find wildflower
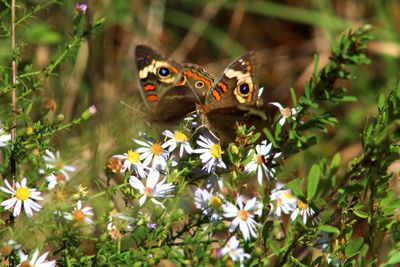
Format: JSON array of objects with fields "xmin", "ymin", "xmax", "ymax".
[
  {"xmin": 106, "ymin": 156, "xmax": 123, "ymax": 173},
  {"xmin": 222, "ymin": 196, "xmax": 260, "ymax": 241},
  {"xmin": 43, "ymin": 150, "xmax": 76, "ymax": 181},
  {"xmin": 114, "ymin": 150, "xmax": 146, "ymax": 178},
  {"xmin": 75, "ymin": 2, "xmax": 88, "ymax": 15},
  {"xmin": 270, "ymin": 102, "xmax": 298, "ymax": 126},
  {"xmin": 194, "ymin": 188, "xmax": 224, "ymax": 220},
  {"xmin": 221, "ymin": 236, "xmax": 250, "ymax": 267},
  {"xmin": 244, "ymin": 140, "xmax": 281, "ymax": 185},
  {"xmin": 290, "ymin": 199, "xmax": 316, "ymax": 224},
  {"xmin": 162, "ymin": 130, "xmax": 193, "ymax": 157},
  {"xmin": 270, "ymin": 188, "xmax": 297, "ymax": 217},
  {"xmin": 45, "ymin": 173, "xmax": 69, "ymax": 190},
  {"xmin": 129, "ymin": 168, "xmax": 175, "ymax": 209},
  {"xmin": 0, "ymin": 240, "xmax": 21, "ymax": 257},
  {"xmin": 107, "ymin": 209, "xmax": 136, "ymax": 240},
  {"xmin": 0, "ymin": 127, "xmax": 11, "ymax": 147},
  {"xmin": 134, "ymin": 139, "xmax": 169, "ymax": 169},
  {"xmin": 0, "ymin": 178, "xmax": 43, "ymax": 217},
  {"xmin": 18, "ymin": 249, "xmax": 56, "ymax": 267},
  {"xmin": 64, "ymin": 200, "xmax": 94, "ymax": 225},
  {"xmin": 193, "ymin": 135, "xmax": 226, "ymax": 173}
]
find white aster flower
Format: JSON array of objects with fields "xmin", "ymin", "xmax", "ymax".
[
  {"xmin": 0, "ymin": 127, "xmax": 11, "ymax": 147},
  {"xmin": 129, "ymin": 168, "xmax": 175, "ymax": 209},
  {"xmin": 0, "ymin": 240, "xmax": 22, "ymax": 257},
  {"xmin": 222, "ymin": 196, "xmax": 260, "ymax": 241},
  {"xmin": 18, "ymin": 249, "xmax": 56, "ymax": 267},
  {"xmin": 290, "ymin": 199, "xmax": 316, "ymax": 224},
  {"xmin": 270, "ymin": 102, "xmax": 298, "ymax": 126},
  {"xmin": 64, "ymin": 200, "xmax": 94, "ymax": 225},
  {"xmin": 0, "ymin": 178, "xmax": 43, "ymax": 217},
  {"xmin": 134, "ymin": 139, "xmax": 169, "ymax": 169},
  {"xmin": 270, "ymin": 188, "xmax": 297, "ymax": 217},
  {"xmin": 114, "ymin": 149, "xmax": 146, "ymax": 178},
  {"xmin": 244, "ymin": 140, "xmax": 281, "ymax": 185},
  {"xmin": 45, "ymin": 173, "xmax": 70, "ymax": 190},
  {"xmin": 43, "ymin": 149, "xmax": 76, "ymax": 180},
  {"xmin": 162, "ymin": 130, "xmax": 193, "ymax": 157},
  {"xmin": 193, "ymin": 135, "xmax": 226, "ymax": 173},
  {"xmin": 221, "ymin": 236, "xmax": 250, "ymax": 267},
  {"xmin": 194, "ymin": 188, "xmax": 224, "ymax": 221}
]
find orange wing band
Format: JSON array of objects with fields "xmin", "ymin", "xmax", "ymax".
[
  {"xmin": 212, "ymin": 89, "xmax": 221, "ymax": 101},
  {"xmin": 184, "ymin": 70, "xmax": 212, "ymax": 89},
  {"xmin": 147, "ymin": 95, "xmax": 158, "ymax": 102},
  {"xmin": 217, "ymin": 81, "xmax": 228, "ymax": 92},
  {"xmin": 144, "ymin": 84, "xmax": 156, "ymax": 91}
]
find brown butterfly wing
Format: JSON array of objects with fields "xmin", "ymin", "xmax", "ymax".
[
  {"xmin": 204, "ymin": 52, "xmax": 259, "ymax": 112},
  {"xmin": 181, "ymin": 63, "xmax": 215, "ymax": 103},
  {"xmin": 134, "ymin": 45, "xmax": 183, "ymax": 114}
]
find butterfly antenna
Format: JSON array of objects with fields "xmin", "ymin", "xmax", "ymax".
[{"xmin": 119, "ymin": 100, "xmax": 147, "ymax": 117}]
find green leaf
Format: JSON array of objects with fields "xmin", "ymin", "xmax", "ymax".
[
  {"xmin": 319, "ymin": 224, "xmax": 339, "ymax": 234},
  {"xmin": 345, "ymin": 237, "xmax": 364, "ymax": 258},
  {"xmin": 353, "ymin": 209, "xmax": 369, "ymax": 219},
  {"xmin": 386, "ymin": 251, "xmax": 400, "ymax": 265},
  {"xmin": 307, "ymin": 164, "xmax": 320, "ymax": 200}
]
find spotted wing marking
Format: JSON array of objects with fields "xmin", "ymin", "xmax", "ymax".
[
  {"xmin": 138, "ymin": 60, "xmax": 179, "ymax": 84},
  {"xmin": 225, "ymin": 60, "xmax": 254, "ymax": 104},
  {"xmin": 183, "ymin": 69, "xmax": 213, "ymax": 89}
]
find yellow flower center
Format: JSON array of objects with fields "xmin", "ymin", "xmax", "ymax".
[
  {"xmin": 144, "ymin": 187, "xmax": 153, "ymax": 196},
  {"xmin": 209, "ymin": 195, "xmax": 222, "ymax": 208},
  {"xmin": 210, "ymin": 144, "xmax": 222, "ymax": 158},
  {"xmin": 15, "ymin": 187, "xmax": 30, "ymax": 201},
  {"xmin": 73, "ymin": 210, "xmax": 85, "ymax": 222},
  {"xmin": 281, "ymin": 107, "xmax": 292, "ymax": 118},
  {"xmin": 297, "ymin": 199, "xmax": 308, "ymax": 210},
  {"xmin": 151, "ymin": 143, "xmax": 163, "ymax": 155},
  {"xmin": 255, "ymin": 154, "xmax": 264, "ymax": 165},
  {"xmin": 127, "ymin": 150, "xmax": 140, "ymax": 163},
  {"xmin": 282, "ymin": 191, "xmax": 294, "ymax": 199},
  {"xmin": 237, "ymin": 209, "xmax": 249, "ymax": 221},
  {"xmin": 174, "ymin": 131, "xmax": 188, "ymax": 142}
]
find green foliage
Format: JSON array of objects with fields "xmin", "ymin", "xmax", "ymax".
[{"xmin": 0, "ymin": 1, "xmax": 399, "ymax": 267}]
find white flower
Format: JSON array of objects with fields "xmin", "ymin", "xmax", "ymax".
[
  {"xmin": 290, "ymin": 199, "xmax": 316, "ymax": 224},
  {"xmin": 64, "ymin": 200, "xmax": 94, "ymax": 225},
  {"xmin": 18, "ymin": 249, "xmax": 56, "ymax": 267},
  {"xmin": 0, "ymin": 127, "xmax": 11, "ymax": 147},
  {"xmin": 244, "ymin": 140, "xmax": 281, "ymax": 185},
  {"xmin": 129, "ymin": 168, "xmax": 175, "ymax": 209},
  {"xmin": 193, "ymin": 135, "xmax": 226, "ymax": 173},
  {"xmin": 194, "ymin": 188, "xmax": 224, "ymax": 221},
  {"xmin": 162, "ymin": 130, "xmax": 193, "ymax": 157},
  {"xmin": 221, "ymin": 236, "xmax": 250, "ymax": 267},
  {"xmin": 0, "ymin": 240, "xmax": 22, "ymax": 256},
  {"xmin": 0, "ymin": 178, "xmax": 43, "ymax": 217},
  {"xmin": 43, "ymin": 149, "xmax": 76, "ymax": 180},
  {"xmin": 222, "ymin": 196, "xmax": 260, "ymax": 241},
  {"xmin": 45, "ymin": 173, "xmax": 69, "ymax": 190},
  {"xmin": 114, "ymin": 149, "xmax": 146, "ymax": 178},
  {"xmin": 134, "ymin": 139, "xmax": 169, "ymax": 169},
  {"xmin": 270, "ymin": 188, "xmax": 297, "ymax": 217},
  {"xmin": 270, "ymin": 102, "xmax": 298, "ymax": 126}
]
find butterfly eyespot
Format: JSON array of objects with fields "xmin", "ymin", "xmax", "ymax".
[
  {"xmin": 239, "ymin": 83, "xmax": 250, "ymax": 95},
  {"xmin": 195, "ymin": 81, "xmax": 205, "ymax": 88},
  {"xmin": 144, "ymin": 57, "xmax": 151, "ymax": 64},
  {"xmin": 158, "ymin": 67, "xmax": 170, "ymax": 77}
]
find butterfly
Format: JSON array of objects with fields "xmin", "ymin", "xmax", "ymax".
[
  {"xmin": 134, "ymin": 45, "xmax": 215, "ymax": 122},
  {"xmin": 196, "ymin": 52, "xmax": 270, "ymax": 142}
]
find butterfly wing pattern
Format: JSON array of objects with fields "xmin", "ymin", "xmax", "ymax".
[{"xmin": 134, "ymin": 45, "xmax": 215, "ymax": 122}]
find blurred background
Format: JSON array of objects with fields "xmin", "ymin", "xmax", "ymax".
[{"xmin": 1, "ymin": 0, "xmax": 400, "ymax": 211}]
